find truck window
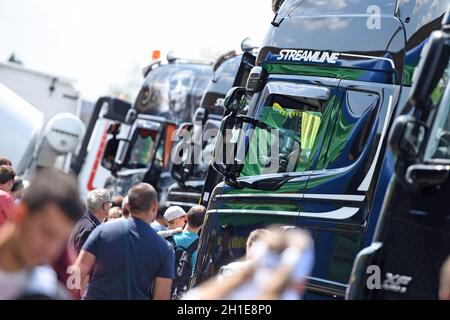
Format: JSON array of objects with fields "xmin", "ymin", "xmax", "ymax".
[
  {"xmin": 240, "ymin": 96, "xmax": 325, "ymax": 177},
  {"xmin": 316, "ymin": 90, "xmax": 379, "ymax": 170},
  {"xmin": 424, "ymin": 61, "xmax": 450, "ymax": 161},
  {"xmin": 137, "ymin": 68, "xmax": 171, "ymax": 115},
  {"xmin": 126, "ymin": 129, "xmax": 158, "ymax": 169}
]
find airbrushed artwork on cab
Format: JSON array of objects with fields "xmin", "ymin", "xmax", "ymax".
[{"xmin": 134, "ymin": 64, "xmax": 212, "ymax": 123}]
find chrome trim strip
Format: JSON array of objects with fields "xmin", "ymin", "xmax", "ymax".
[
  {"xmin": 168, "ymin": 192, "xmax": 202, "ymax": 198},
  {"xmin": 358, "ymin": 94, "xmax": 393, "ymax": 191},
  {"xmin": 207, "ymin": 207, "xmax": 360, "ymax": 220},
  {"xmin": 340, "ymin": 53, "xmax": 395, "ymax": 69},
  {"xmin": 215, "ymin": 193, "xmax": 365, "ymax": 202}
]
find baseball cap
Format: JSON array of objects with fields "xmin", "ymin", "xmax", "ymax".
[{"xmin": 164, "ymin": 206, "xmax": 186, "ymax": 222}]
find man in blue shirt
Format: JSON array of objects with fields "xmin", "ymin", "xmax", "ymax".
[
  {"xmin": 173, "ymin": 205, "xmax": 206, "ymax": 273},
  {"xmin": 75, "ymin": 183, "xmax": 174, "ymax": 300}
]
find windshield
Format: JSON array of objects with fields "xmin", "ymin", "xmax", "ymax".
[
  {"xmin": 135, "ymin": 64, "xmax": 212, "ymax": 123},
  {"xmin": 240, "ymin": 102, "xmax": 322, "ymax": 176},
  {"xmin": 424, "ymin": 59, "xmax": 450, "ymax": 162},
  {"xmin": 125, "ymin": 129, "xmax": 158, "ymax": 169}
]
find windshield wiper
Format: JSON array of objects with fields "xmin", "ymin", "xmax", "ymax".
[{"xmin": 226, "ymin": 175, "xmax": 294, "ymax": 191}]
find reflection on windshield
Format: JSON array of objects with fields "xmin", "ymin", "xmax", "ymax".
[
  {"xmin": 287, "ymin": 0, "xmax": 396, "ymax": 16},
  {"xmin": 425, "ymin": 62, "xmax": 450, "ymax": 161},
  {"xmin": 127, "ymin": 130, "xmax": 157, "ymax": 168},
  {"xmin": 241, "ymin": 103, "xmax": 322, "ymax": 176}
]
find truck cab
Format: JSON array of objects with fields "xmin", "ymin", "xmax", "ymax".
[
  {"xmin": 167, "ymin": 46, "xmax": 257, "ymax": 210},
  {"xmin": 347, "ymin": 11, "xmax": 450, "ymax": 300},
  {"xmin": 191, "ymin": 0, "xmax": 449, "ymax": 299},
  {"xmin": 72, "ymin": 97, "xmax": 132, "ymax": 198}
]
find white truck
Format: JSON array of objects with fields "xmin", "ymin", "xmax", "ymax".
[
  {"xmin": 0, "ymin": 83, "xmax": 85, "ymax": 178},
  {"xmin": 0, "ymin": 61, "xmax": 82, "ymax": 171}
]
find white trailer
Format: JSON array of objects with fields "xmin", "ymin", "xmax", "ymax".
[
  {"xmin": 0, "ymin": 83, "xmax": 85, "ymax": 178},
  {"xmin": 0, "ymin": 61, "xmax": 82, "ymax": 171},
  {"xmin": 0, "ymin": 83, "xmax": 44, "ymax": 174}
]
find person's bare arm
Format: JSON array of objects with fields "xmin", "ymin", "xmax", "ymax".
[
  {"xmin": 157, "ymin": 227, "xmax": 183, "ymax": 239},
  {"xmin": 74, "ymin": 250, "xmax": 96, "ymax": 298},
  {"xmin": 80, "ymin": 275, "xmax": 90, "ymax": 297},
  {"xmin": 152, "ymin": 277, "xmax": 173, "ymax": 300}
]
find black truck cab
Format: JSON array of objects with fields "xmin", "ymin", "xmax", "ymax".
[{"xmin": 347, "ymin": 11, "xmax": 450, "ymax": 300}]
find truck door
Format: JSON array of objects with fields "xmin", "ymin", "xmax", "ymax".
[
  {"xmin": 206, "ymin": 79, "xmax": 343, "ymax": 257},
  {"xmin": 194, "ymin": 80, "xmax": 345, "ymax": 282},
  {"xmin": 300, "ymin": 80, "xmax": 396, "ymax": 297}
]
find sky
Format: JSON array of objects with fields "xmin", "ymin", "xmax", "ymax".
[{"xmin": 0, "ymin": 0, "xmax": 274, "ymax": 100}]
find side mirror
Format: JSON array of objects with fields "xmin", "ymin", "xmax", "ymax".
[
  {"xmin": 142, "ymin": 60, "xmax": 162, "ymax": 78},
  {"xmin": 107, "ymin": 123, "xmax": 121, "ymax": 135},
  {"xmin": 102, "ymin": 98, "xmax": 132, "ymax": 122},
  {"xmin": 170, "ymin": 140, "xmax": 193, "ymax": 183},
  {"xmin": 406, "ymin": 164, "xmax": 450, "ymax": 186},
  {"xmin": 101, "ymin": 124, "xmax": 129, "ymax": 172},
  {"xmin": 389, "ymin": 115, "xmax": 427, "ymax": 160},
  {"xmin": 211, "ymin": 114, "xmax": 255, "ymax": 179},
  {"xmin": 241, "ymin": 37, "xmax": 258, "ymax": 53},
  {"xmin": 213, "ymin": 50, "xmax": 237, "ymax": 73},
  {"xmin": 224, "ymin": 87, "xmax": 247, "ymax": 113},
  {"xmin": 245, "ymin": 66, "xmax": 267, "ymax": 94},
  {"xmin": 101, "ymin": 137, "xmax": 121, "ymax": 172},
  {"xmin": 170, "ymin": 123, "xmax": 193, "ymax": 183},
  {"xmin": 194, "ymin": 108, "xmax": 206, "ymax": 123},
  {"xmin": 410, "ymin": 30, "xmax": 450, "ymax": 109},
  {"xmin": 272, "ymin": 0, "xmax": 285, "ymax": 14},
  {"xmin": 211, "ymin": 115, "xmax": 236, "ymax": 177}
]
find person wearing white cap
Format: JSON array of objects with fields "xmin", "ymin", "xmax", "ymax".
[
  {"xmin": 154, "ymin": 206, "xmax": 186, "ymax": 240},
  {"xmin": 164, "ymin": 206, "xmax": 187, "ymax": 230}
]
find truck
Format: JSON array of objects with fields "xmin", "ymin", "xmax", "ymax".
[
  {"xmin": 191, "ymin": 0, "xmax": 449, "ymax": 299},
  {"xmin": 167, "ymin": 41, "xmax": 257, "ymax": 210},
  {"xmin": 0, "ymin": 61, "xmax": 83, "ymax": 172},
  {"xmin": 76, "ymin": 54, "xmax": 213, "ymax": 199},
  {"xmin": 346, "ymin": 10, "xmax": 450, "ymax": 300}
]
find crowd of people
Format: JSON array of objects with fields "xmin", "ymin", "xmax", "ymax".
[
  {"xmin": 1, "ymin": 155, "xmax": 450, "ymax": 300},
  {"xmin": 0, "ymin": 155, "xmax": 218, "ymax": 300}
]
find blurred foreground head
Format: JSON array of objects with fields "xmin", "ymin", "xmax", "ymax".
[
  {"xmin": 11, "ymin": 176, "xmax": 29, "ymax": 201},
  {"xmin": 9, "ymin": 169, "xmax": 83, "ymax": 267},
  {"xmin": 440, "ymin": 256, "xmax": 450, "ymax": 300},
  {"xmin": 0, "ymin": 156, "xmax": 12, "ymax": 166},
  {"xmin": 184, "ymin": 226, "xmax": 314, "ymax": 300},
  {"xmin": 0, "ymin": 165, "xmax": 16, "ymax": 192}
]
